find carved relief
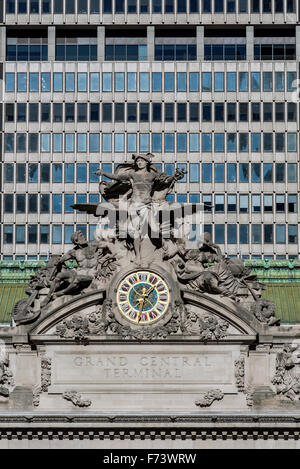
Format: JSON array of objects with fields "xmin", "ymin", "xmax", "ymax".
[
  {"xmin": 182, "ymin": 307, "xmax": 229, "ymax": 340},
  {"xmin": 0, "ymin": 357, "xmax": 14, "ymax": 398},
  {"xmin": 195, "ymin": 389, "xmax": 224, "ymax": 407},
  {"xmin": 271, "ymin": 345, "xmax": 300, "ymax": 401},
  {"xmin": 250, "ymin": 299, "xmax": 280, "ymax": 326},
  {"xmin": 63, "ymin": 391, "xmax": 91, "ymax": 408},
  {"xmin": 235, "ymin": 358, "xmax": 245, "ymax": 391},
  {"xmin": 33, "ymin": 357, "xmax": 52, "ymax": 407}
]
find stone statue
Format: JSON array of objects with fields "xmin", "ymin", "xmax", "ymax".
[{"xmin": 41, "ymin": 231, "xmax": 100, "ymax": 305}]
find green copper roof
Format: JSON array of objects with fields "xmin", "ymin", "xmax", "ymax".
[
  {"xmin": 0, "ymin": 260, "xmax": 299, "ymax": 325},
  {"xmin": 0, "ymin": 284, "xmax": 28, "ymax": 324}
]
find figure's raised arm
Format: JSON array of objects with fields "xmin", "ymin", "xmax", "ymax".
[{"xmin": 94, "ymin": 167, "xmax": 130, "ymax": 182}]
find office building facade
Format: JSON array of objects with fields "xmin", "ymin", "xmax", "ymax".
[{"xmin": 0, "ymin": 0, "xmax": 300, "ymax": 260}]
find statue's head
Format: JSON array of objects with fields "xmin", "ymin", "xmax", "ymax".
[
  {"xmin": 203, "ymin": 232, "xmax": 212, "ymax": 243},
  {"xmin": 71, "ymin": 230, "xmax": 87, "ymax": 246},
  {"xmin": 132, "ymin": 153, "xmax": 153, "ymax": 170}
]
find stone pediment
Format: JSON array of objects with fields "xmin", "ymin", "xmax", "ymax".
[{"xmin": 26, "ymin": 286, "xmax": 264, "ymax": 344}]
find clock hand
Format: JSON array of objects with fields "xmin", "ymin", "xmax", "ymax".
[{"xmin": 144, "ymin": 285, "xmax": 155, "ymax": 296}]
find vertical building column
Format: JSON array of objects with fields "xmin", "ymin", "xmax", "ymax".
[
  {"xmin": 246, "ymin": 26, "xmax": 254, "ymax": 61},
  {"xmin": 147, "ymin": 26, "xmax": 155, "ymax": 62},
  {"xmin": 0, "ymin": 26, "xmax": 6, "ymax": 63},
  {"xmin": 196, "ymin": 26, "xmax": 204, "ymax": 62},
  {"xmin": 97, "ymin": 26, "xmax": 105, "ymax": 62},
  {"xmin": 296, "ymin": 26, "xmax": 300, "ymax": 61},
  {"xmin": 48, "ymin": 26, "xmax": 56, "ymax": 62}
]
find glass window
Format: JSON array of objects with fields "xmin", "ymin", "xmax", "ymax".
[
  {"xmin": 28, "ymin": 195, "xmax": 37, "ymax": 213},
  {"xmin": 152, "ymin": 72, "xmax": 162, "ymax": 92},
  {"xmin": 77, "ymin": 133, "xmax": 87, "ymax": 152},
  {"xmin": 53, "ymin": 73, "xmax": 63, "ymax": 91},
  {"xmin": 177, "ymin": 72, "xmax": 187, "ymax": 91},
  {"xmin": 29, "ymin": 133, "xmax": 38, "ymax": 153},
  {"xmin": 77, "ymin": 73, "xmax": 87, "ymax": 92},
  {"xmin": 28, "ymin": 163, "xmax": 38, "ymax": 182},
  {"xmin": 252, "ymin": 194, "xmax": 261, "ymax": 213},
  {"xmin": 41, "ymin": 103, "xmax": 50, "ymax": 122},
  {"xmin": 275, "ymin": 72, "xmax": 284, "ymax": 91},
  {"xmin": 4, "ymin": 225, "xmax": 13, "ymax": 244},
  {"xmin": 52, "ymin": 225, "xmax": 62, "ymax": 244},
  {"xmin": 275, "ymin": 194, "xmax": 285, "ymax": 212},
  {"xmin": 152, "ymin": 103, "xmax": 162, "ymax": 122},
  {"xmin": 16, "ymin": 163, "xmax": 26, "ymax": 183},
  {"xmin": 227, "ymin": 163, "xmax": 236, "ymax": 182},
  {"xmin": 89, "ymin": 134, "xmax": 99, "ymax": 152},
  {"xmin": 102, "ymin": 133, "xmax": 112, "ymax": 152},
  {"xmin": 215, "ymin": 133, "xmax": 224, "ymax": 152},
  {"xmin": 240, "ymin": 225, "xmax": 249, "ymax": 244},
  {"xmin": 5, "ymin": 73, "xmax": 15, "ymax": 92},
  {"xmin": 41, "ymin": 72, "xmax": 50, "ymax": 92},
  {"xmin": 215, "ymin": 194, "xmax": 224, "ymax": 212},
  {"xmin": 65, "ymin": 73, "xmax": 75, "ymax": 91},
  {"xmin": 263, "ymin": 72, "xmax": 272, "ymax": 91},
  {"xmin": 165, "ymin": 133, "xmax": 174, "ymax": 152},
  {"xmin": 202, "ymin": 163, "xmax": 212, "ymax": 182},
  {"xmin": 264, "ymin": 194, "xmax": 273, "ymax": 212},
  {"xmin": 239, "ymin": 72, "xmax": 248, "ymax": 91},
  {"xmin": 65, "ymin": 225, "xmax": 74, "ymax": 243},
  {"xmin": 6, "ymin": 0, "xmax": 15, "ymax": 13},
  {"xmin": 202, "ymin": 72, "xmax": 211, "ymax": 91},
  {"xmin": 202, "ymin": 103, "xmax": 211, "ymax": 122},
  {"xmin": 288, "ymin": 194, "xmax": 297, "ymax": 213},
  {"xmin": 4, "ymin": 163, "xmax": 14, "ymax": 182},
  {"xmin": 17, "ymin": 103, "xmax": 26, "ymax": 122},
  {"xmin": 251, "ymin": 72, "xmax": 260, "ymax": 91},
  {"xmin": 251, "ymin": 224, "xmax": 261, "ymax": 244},
  {"xmin": 4, "ymin": 134, "xmax": 14, "ymax": 152},
  {"xmin": 140, "ymin": 133, "xmax": 149, "ymax": 152},
  {"xmin": 287, "ymin": 72, "xmax": 296, "ymax": 91},
  {"xmin": 264, "ymin": 225, "xmax": 273, "ymax": 244},
  {"xmin": 41, "ymin": 163, "xmax": 50, "ymax": 182},
  {"xmin": 227, "ymin": 225, "xmax": 237, "ymax": 244},
  {"xmin": 189, "ymin": 72, "xmax": 199, "ymax": 91},
  {"xmin": 126, "ymin": 72, "xmax": 137, "ymax": 92},
  {"xmin": 4, "ymin": 194, "xmax": 14, "ymax": 213},
  {"xmin": 214, "ymin": 72, "xmax": 224, "ymax": 91},
  {"xmin": 189, "ymin": 133, "xmax": 199, "ymax": 152},
  {"xmin": 287, "ymin": 133, "xmax": 297, "ymax": 152},
  {"xmin": 64, "ymin": 163, "xmax": 74, "ymax": 183},
  {"xmin": 53, "ymin": 164, "xmax": 62, "ymax": 183},
  {"xmin": 202, "ymin": 133, "xmax": 212, "ymax": 152},
  {"xmin": 17, "ymin": 73, "xmax": 27, "ymax": 92},
  {"xmin": 215, "ymin": 164, "xmax": 224, "ymax": 182},
  {"xmin": 227, "ymin": 194, "xmax": 237, "ymax": 212},
  {"xmin": 140, "ymin": 72, "xmax": 149, "ymax": 91},
  {"xmin": 64, "ymin": 194, "xmax": 74, "ymax": 213},
  {"xmin": 65, "ymin": 133, "xmax": 75, "ymax": 152},
  {"xmin": 288, "ymin": 163, "xmax": 297, "ymax": 183},
  {"xmin": 288, "ymin": 225, "xmax": 297, "ymax": 244},
  {"xmin": 239, "ymin": 194, "xmax": 248, "ymax": 213},
  {"xmin": 127, "ymin": 133, "xmax": 136, "ymax": 152},
  {"xmin": 227, "ymin": 133, "xmax": 236, "ymax": 152},
  {"xmin": 16, "ymin": 225, "xmax": 25, "ymax": 244},
  {"xmin": 240, "ymin": 163, "xmax": 249, "ymax": 182},
  {"xmin": 16, "ymin": 133, "xmax": 26, "ymax": 152},
  {"xmin": 227, "ymin": 72, "xmax": 236, "ymax": 91},
  {"xmin": 29, "ymin": 73, "xmax": 39, "ymax": 91},
  {"xmin": 263, "ymin": 133, "xmax": 273, "ymax": 152},
  {"xmin": 215, "ymin": 225, "xmax": 225, "ymax": 244},
  {"xmin": 115, "ymin": 72, "xmax": 125, "ymax": 91},
  {"xmin": 65, "ymin": 103, "xmax": 75, "ymax": 122},
  {"xmin": 177, "ymin": 133, "xmax": 187, "ymax": 152},
  {"xmin": 263, "ymin": 163, "xmax": 272, "ymax": 182},
  {"xmin": 227, "ymin": 103, "xmax": 236, "ymax": 121},
  {"xmin": 115, "ymin": 133, "xmax": 124, "ymax": 152},
  {"xmin": 165, "ymin": 103, "xmax": 174, "ymax": 122},
  {"xmin": 89, "ymin": 73, "xmax": 99, "ymax": 92},
  {"xmin": 165, "ymin": 72, "xmax": 174, "ymax": 91},
  {"xmin": 177, "ymin": 103, "xmax": 186, "ymax": 122}
]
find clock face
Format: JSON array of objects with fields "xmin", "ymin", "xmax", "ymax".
[{"xmin": 116, "ymin": 271, "xmax": 170, "ymax": 324}]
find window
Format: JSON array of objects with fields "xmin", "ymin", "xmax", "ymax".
[
  {"xmin": 239, "ymin": 163, "xmax": 248, "ymax": 182},
  {"xmin": 215, "ymin": 103, "xmax": 224, "ymax": 122},
  {"xmin": 227, "ymin": 72, "xmax": 236, "ymax": 91},
  {"xmin": 240, "ymin": 225, "xmax": 249, "ymax": 244},
  {"xmin": 17, "ymin": 133, "xmax": 26, "ymax": 152},
  {"xmin": 16, "ymin": 225, "xmax": 25, "ymax": 244},
  {"xmin": 127, "ymin": 72, "xmax": 137, "ymax": 92},
  {"xmin": 202, "ymin": 103, "xmax": 211, "ymax": 121},
  {"xmin": 41, "ymin": 103, "xmax": 50, "ymax": 122},
  {"xmin": 264, "ymin": 194, "xmax": 273, "ymax": 213},
  {"xmin": 177, "ymin": 103, "xmax": 186, "ymax": 122},
  {"xmin": 140, "ymin": 103, "xmax": 149, "ymax": 122},
  {"xmin": 202, "ymin": 164, "xmax": 212, "ymax": 182},
  {"xmin": 263, "ymin": 163, "xmax": 272, "ymax": 182},
  {"xmin": 189, "ymin": 73, "xmax": 199, "ymax": 91},
  {"xmin": 252, "ymin": 225, "xmax": 261, "ymax": 244},
  {"xmin": 214, "ymin": 72, "xmax": 224, "ymax": 91},
  {"xmin": 275, "ymin": 72, "xmax": 284, "ymax": 91},
  {"xmin": 276, "ymin": 194, "xmax": 285, "ymax": 212},
  {"xmin": 215, "ymin": 133, "xmax": 224, "ymax": 152},
  {"xmin": 90, "ymin": 73, "xmax": 100, "ymax": 92},
  {"xmin": 202, "ymin": 72, "xmax": 211, "ymax": 91},
  {"xmin": 77, "ymin": 103, "xmax": 87, "ymax": 122},
  {"xmin": 215, "ymin": 194, "xmax": 224, "ymax": 212},
  {"xmin": 177, "ymin": 73, "xmax": 187, "ymax": 91},
  {"xmin": 215, "ymin": 225, "xmax": 225, "ymax": 244},
  {"xmin": 5, "ymin": 134, "xmax": 14, "ymax": 152},
  {"xmin": 263, "ymin": 133, "xmax": 273, "ymax": 152},
  {"xmin": 78, "ymin": 73, "xmax": 87, "ymax": 92},
  {"xmin": 227, "ymin": 225, "xmax": 237, "ymax": 244},
  {"xmin": 5, "ymin": 103, "xmax": 14, "ymax": 122},
  {"xmin": 251, "ymin": 163, "xmax": 261, "ymax": 182},
  {"xmin": 240, "ymin": 195, "xmax": 248, "ymax": 213},
  {"xmin": 115, "ymin": 72, "xmax": 125, "ymax": 91},
  {"xmin": 115, "ymin": 133, "xmax": 124, "ymax": 152},
  {"xmin": 239, "ymin": 133, "xmax": 248, "ymax": 152},
  {"xmin": 264, "ymin": 225, "xmax": 273, "ymax": 244},
  {"xmin": 4, "ymin": 194, "xmax": 14, "ymax": 213},
  {"xmin": 287, "ymin": 133, "xmax": 297, "ymax": 151},
  {"xmin": 152, "ymin": 72, "xmax": 162, "ymax": 92},
  {"xmin": 152, "ymin": 103, "xmax": 162, "ymax": 122},
  {"xmin": 165, "ymin": 133, "xmax": 174, "ymax": 152},
  {"xmin": 288, "ymin": 194, "xmax": 297, "ymax": 213},
  {"xmin": 275, "ymin": 163, "xmax": 285, "ymax": 183},
  {"xmin": 215, "ymin": 163, "xmax": 224, "ymax": 182},
  {"xmin": 4, "ymin": 225, "xmax": 13, "ymax": 244},
  {"xmin": 41, "ymin": 163, "xmax": 50, "ymax": 182},
  {"xmin": 251, "ymin": 72, "xmax": 260, "ymax": 91},
  {"xmin": 251, "ymin": 103, "xmax": 260, "ymax": 122},
  {"xmin": 90, "ymin": 103, "xmax": 99, "ymax": 122},
  {"xmin": 53, "ymin": 103, "xmax": 62, "ymax": 122},
  {"xmin": 17, "ymin": 73, "xmax": 27, "ymax": 92},
  {"xmin": 28, "ymin": 163, "xmax": 38, "ymax": 182},
  {"xmin": 140, "ymin": 72, "xmax": 149, "ymax": 91},
  {"xmin": 77, "ymin": 134, "xmax": 87, "ymax": 152},
  {"xmin": 263, "ymin": 72, "xmax": 272, "ymax": 91},
  {"xmin": 287, "ymin": 72, "xmax": 296, "ymax": 91},
  {"xmin": 29, "ymin": 134, "xmax": 38, "ymax": 153},
  {"xmin": 29, "ymin": 73, "xmax": 39, "ymax": 91},
  {"xmin": 41, "ymin": 72, "xmax": 51, "ymax": 92},
  {"xmin": 66, "ymin": 73, "xmax": 75, "ymax": 92},
  {"xmin": 239, "ymin": 72, "xmax": 248, "ymax": 91},
  {"xmin": 202, "ymin": 133, "xmax": 212, "ymax": 152},
  {"xmin": 102, "ymin": 103, "xmax": 112, "ymax": 122},
  {"xmin": 227, "ymin": 103, "xmax": 236, "ymax": 121},
  {"xmin": 190, "ymin": 103, "xmax": 199, "ymax": 122},
  {"xmin": 189, "ymin": 133, "xmax": 199, "ymax": 152},
  {"xmin": 228, "ymin": 194, "xmax": 237, "ymax": 212},
  {"xmin": 288, "ymin": 225, "xmax": 297, "ymax": 244},
  {"xmin": 53, "ymin": 73, "xmax": 63, "ymax": 91},
  {"xmin": 5, "ymin": 73, "xmax": 15, "ymax": 92},
  {"xmin": 28, "ymin": 195, "xmax": 37, "ymax": 213},
  {"xmin": 65, "ymin": 103, "xmax": 75, "ymax": 122},
  {"xmin": 177, "ymin": 133, "xmax": 187, "ymax": 152},
  {"xmin": 288, "ymin": 164, "xmax": 297, "ymax": 183},
  {"xmin": 227, "ymin": 163, "xmax": 236, "ymax": 182}
]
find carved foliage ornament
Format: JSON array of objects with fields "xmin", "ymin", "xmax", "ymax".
[
  {"xmin": 195, "ymin": 389, "xmax": 224, "ymax": 407},
  {"xmin": 63, "ymin": 391, "xmax": 91, "ymax": 408},
  {"xmin": 271, "ymin": 345, "xmax": 300, "ymax": 401},
  {"xmin": 234, "ymin": 358, "xmax": 245, "ymax": 392},
  {"xmin": 0, "ymin": 357, "xmax": 14, "ymax": 398},
  {"xmin": 33, "ymin": 357, "xmax": 51, "ymax": 407}
]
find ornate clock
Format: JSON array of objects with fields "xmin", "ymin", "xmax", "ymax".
[{"xmin": 116, "ymin": 271, "xmax": 170, "ymax": 324}]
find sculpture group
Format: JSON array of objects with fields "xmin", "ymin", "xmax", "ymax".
[{"xmin": 13, "ymin": 153, "xmax": 277, "ymax": 328}]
